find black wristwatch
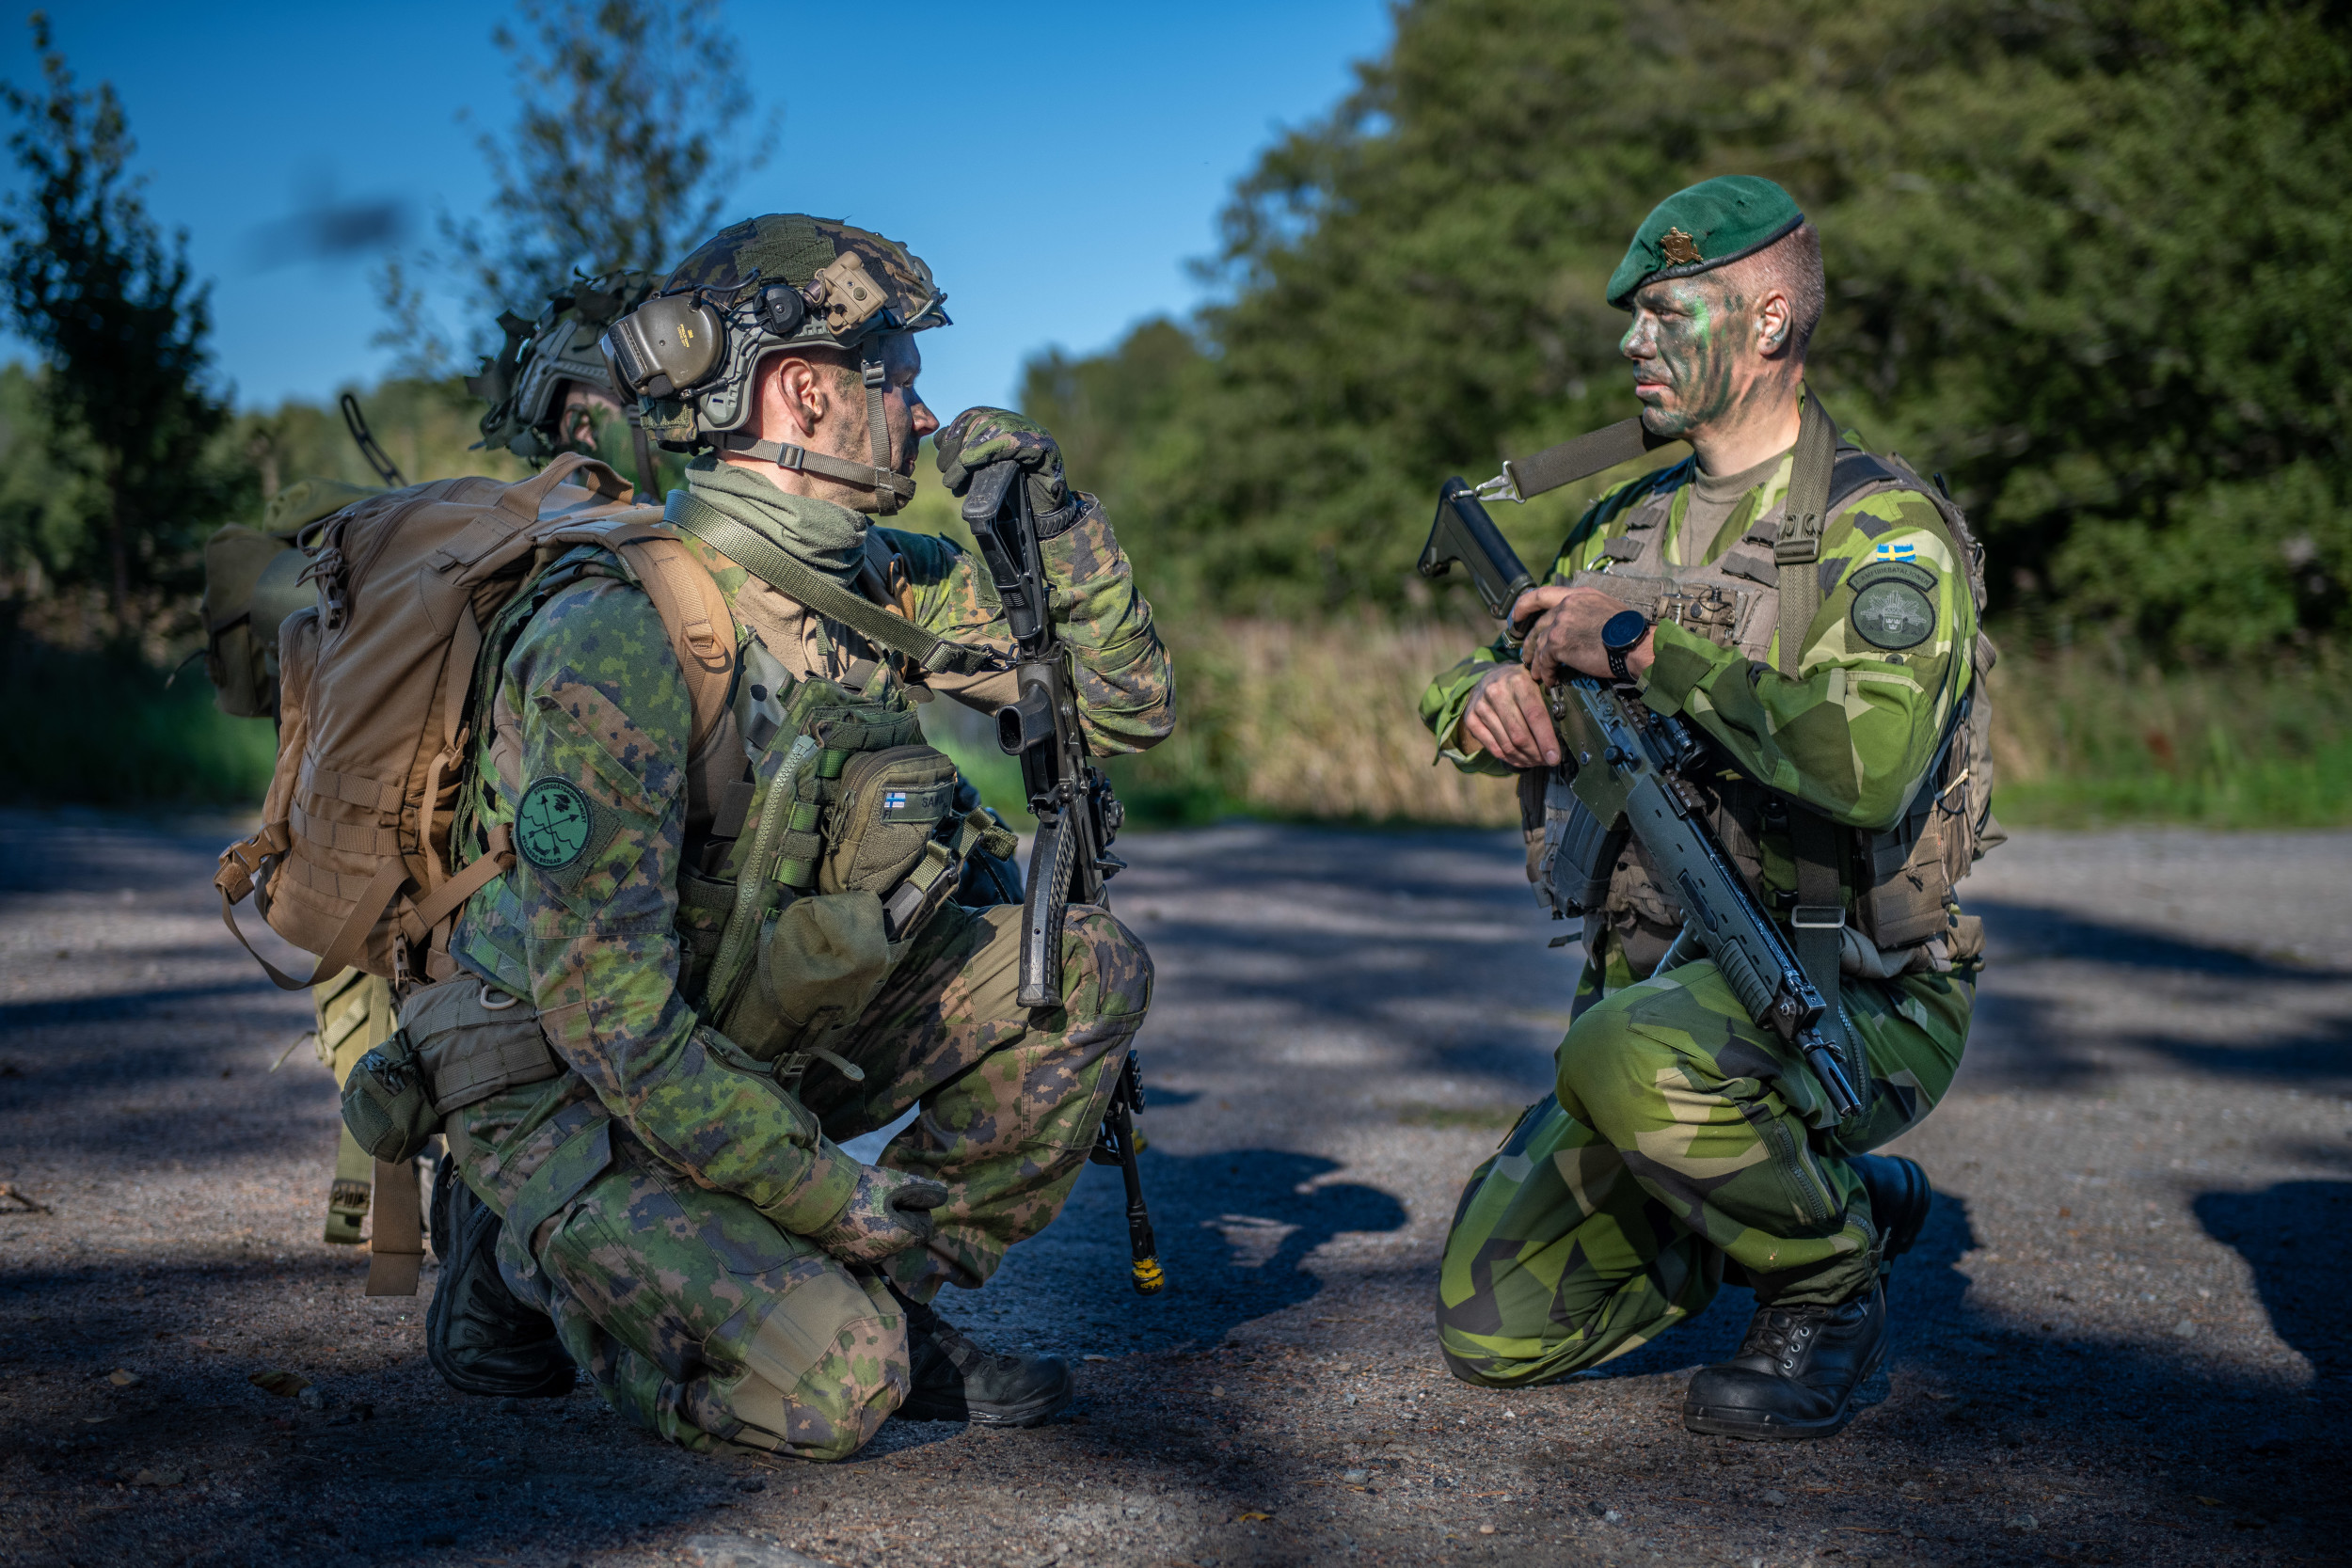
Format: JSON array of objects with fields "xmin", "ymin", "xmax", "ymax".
[{"xmin": 1601, "ymin": 609, "xmax": 1650, "ymax": 685}]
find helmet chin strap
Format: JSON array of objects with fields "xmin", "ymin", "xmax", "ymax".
[
  {"xmin": 716, "ymin": 340, "xmax": 912, "ymax": 512},
  {"xmin": 861, "ymin": 346, "xmax": 900, "ymax": 516}
]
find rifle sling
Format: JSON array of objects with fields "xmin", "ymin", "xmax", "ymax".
[
  {"xmin": 663, "ymin": 490, "xmax": 1000, "ymax": 677},
  {"xmin": 1787, "ymin": 805, "xmax": 1867, "ymax": 1116},
  {"xmin": 1772, "ymin": 390, "xmax": 1839, "ymax": 678},
  {"xmin": 1504, "ymin": 418, "xmax": 1674, "ymax": 499}
]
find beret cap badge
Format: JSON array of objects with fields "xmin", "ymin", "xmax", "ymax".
[{"xmin": 1660, "ymin": 227, "xmax": 1704, "ymax": 266}]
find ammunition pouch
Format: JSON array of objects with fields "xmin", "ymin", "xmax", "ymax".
[
  {"xmin": 822, "ymin": 744, "xmax": 961, "ymax": 897},
  {"xmin": 1534, "ymin": 773, "xmax": 1627, "ymax": 920}
]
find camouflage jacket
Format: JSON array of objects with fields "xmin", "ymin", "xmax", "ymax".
[
  {"xmin": 446, "ymin": 483, "xmax": 1171, "ymax": 1235},
  {"xmin": 1420, "ymin": 438, "xmax": 1976, "ymax": 856}
]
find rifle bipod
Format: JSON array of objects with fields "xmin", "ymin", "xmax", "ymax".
[{"xmin": 1089, "ymin": 1051, "xmax": 1164, "ymax": 1295}]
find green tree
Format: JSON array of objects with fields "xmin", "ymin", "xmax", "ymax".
[
  {"xmin": 380, "ymin": 0, "xmax": 771, "ymax": 370},
  {"xmin": 1052, "ymin": 0, "xmax": 2352, "ymax": 655},
  {"xmin": 0, "ymin": 10, "xmax": 242, "ymax": 630}
]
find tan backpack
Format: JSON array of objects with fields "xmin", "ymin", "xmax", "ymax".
[{"xmin": 215, "ymin": 452, "xmax": 736, "ymax": 990}]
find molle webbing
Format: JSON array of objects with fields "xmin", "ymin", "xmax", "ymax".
[
  {"xmin": 664, "ymin": 490, "xmax": 1001, "ymax": 676},
  {"xmin": 766, "ymin": 680, "xmax": 926, "ymax": 891}
]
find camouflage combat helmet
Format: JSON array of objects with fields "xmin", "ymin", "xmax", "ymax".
[
  {"xmin": 601, "ymin": 214, "xmax": 947, "ymax": 514},
  {"xmin": 466, "ymin": 269, "xmax": 663, "ymax": 490}
]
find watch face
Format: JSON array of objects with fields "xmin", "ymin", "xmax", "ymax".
[{"xmin": 1602, "ymin": 609, "xmax": 1649, "ymax": 653}]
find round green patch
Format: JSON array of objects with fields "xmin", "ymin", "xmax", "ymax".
[
  {"xmin": 516, "ymin": 777, "xmax": 594, "ymax": 871},
  {"xmin": 1851, "ymin": 579, "xmax": 1936, "ymax": 651}
]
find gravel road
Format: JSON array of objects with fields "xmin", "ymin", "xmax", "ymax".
[{"xmin": 2, "ymin": 810, "xmax": 2345, "ymax": 1568}]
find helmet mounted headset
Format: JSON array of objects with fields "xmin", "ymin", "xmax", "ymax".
[{"xmin": 599, "ymin": 215, "xmax": 948, "ymax": 516}]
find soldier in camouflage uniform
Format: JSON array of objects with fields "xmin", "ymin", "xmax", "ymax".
[
  {"xmin": 427, "ymin": 214, "xmax": 1171, "ymax": 1460},
  {"xmin": 1419, "ymin": 178, "xmax": 1984, "ymax": 1440}
]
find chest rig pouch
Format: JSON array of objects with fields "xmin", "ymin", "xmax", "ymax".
[
  {"xmin": 692, "ymin": 654, "xmax": 1007, "ymax": 1081},
  {"xmin": 1540, "ymin": 445, "xmax": 1998, "ymax": 970}
]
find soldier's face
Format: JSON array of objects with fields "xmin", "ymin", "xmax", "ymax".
[
  {"xmin": 872, "ymin": 334, "xmax": 940, "ymax": 474},
  {"xmin": 555, "ymin": 382, "xmax": 628, "ymax": 455},
  {"xmin": 1621, "ymin": 277, "xmax": 1756, "ymax": 439}
]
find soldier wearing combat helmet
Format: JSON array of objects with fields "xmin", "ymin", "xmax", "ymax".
[
  {"xmin": 420, "ymin": 214, "xmax": 1173, "ymax": 1456},
  {"xmin": 466, "ymin": 268, "xmax": 664, "ymax": 491},
  {"xmin": 1420, "ymin": 177, "xmax": 1994, "ymax": 1439}
]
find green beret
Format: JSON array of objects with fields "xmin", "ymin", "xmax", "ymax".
[{"xmin": 1605, "ymin": 176, "xmax": 1806, "ymax": 309}]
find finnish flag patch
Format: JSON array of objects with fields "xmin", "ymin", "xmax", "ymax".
[{"xmin": 882, "ymin": 790, "xmax": 908, "ymax": 811}]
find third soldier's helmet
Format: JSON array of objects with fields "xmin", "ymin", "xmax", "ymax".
[
  {"xmin": 599, "ymin": 214, "xmax": 947, "ymax": 513},
  {"xmin": 468, "ymin": 269, "xmax": 661, "ymax": 464}
]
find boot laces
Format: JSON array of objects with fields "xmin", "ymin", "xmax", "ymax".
[{"xmin": 1740, "ymin": 1303, "xmax": 1833, "ymax": 1372}]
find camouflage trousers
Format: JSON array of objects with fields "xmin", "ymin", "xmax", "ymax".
[
  {"xmin": 451, "ymin": 900, "xmax": 1150, "ymax": 1461},
  {"xmin": 1436, "ymin": 957, "xmax": 1971, "ymax": 1389}
]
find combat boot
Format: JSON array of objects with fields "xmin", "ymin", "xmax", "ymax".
[
  {"xmin": 1851, "ymin": 1153, "xmax": 1932, "ymax": 1263},
  {"xmin": 1681, "ymin": 1282, "xmax": 1887, "ymax": 1440},
  {"xmin": 888, "ymin": 1284, "xmax": 1073, "ymax": 1427},
  {"xmin": 425, "ymin": 1156, "xmax": 576, "ymax": 1399}
]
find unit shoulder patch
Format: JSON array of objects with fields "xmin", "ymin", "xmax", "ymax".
[
  {"xmin": 516, "ymin": 776, "xmax": 596, "ymax": 870},
  {"xmin": 1849, "ymin": 572, "xmax": 1938, "ymax": 652}
]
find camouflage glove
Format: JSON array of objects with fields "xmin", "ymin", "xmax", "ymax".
[
  {"xmin": 807, "ymin": 1164, "xmax": 950, "ymax": 1264},
  {"xmin": 934, "ymin": 406, "xmax": 1072, "ymax": 526}
]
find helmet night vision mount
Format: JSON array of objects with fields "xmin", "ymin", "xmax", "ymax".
[{"xmin": 601, "ymin": 218, "xmax": 949, "ymax": 515}]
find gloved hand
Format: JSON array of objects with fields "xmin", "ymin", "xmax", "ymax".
[
  {"xmin": 809, "ymin": 1164, "xmax": 950, "ymax": 1264},
  {"xmin": 934, "ymin": 406, "xmax": 1070, "ymax": 519}
]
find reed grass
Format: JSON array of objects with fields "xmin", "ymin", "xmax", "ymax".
[{"xmin": 9, "ymin": 607, "xmax": 2347, "ymax": 833}]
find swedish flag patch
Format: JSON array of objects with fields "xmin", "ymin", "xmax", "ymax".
[{"xmin": 1873, "ymin": 542, "xmax": 1918, "ymax": 562}]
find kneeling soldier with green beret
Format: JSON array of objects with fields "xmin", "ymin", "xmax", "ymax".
[
  {"xmin": 1420, "ymin": 177, "xmax": 1995, "ymax": 1439},
  {"xmin": 422, "ymin": 214, "xmax": 1172, "ymax": 1457}
]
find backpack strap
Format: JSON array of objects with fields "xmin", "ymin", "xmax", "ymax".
[
  {"xmin": 1771, "ymin": 389, "xmax": 1840, "ymax": 678},
  {"xmin": 612, "ymin": 534, "xmax": 737, "ymax": 754}
]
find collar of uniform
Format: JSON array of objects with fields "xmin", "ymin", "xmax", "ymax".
[
  {"xmin": 1692, "ymin": 445, "xmax": 1793, "ymax": 509},
  {"xmin": 682, "ymin": 451, "xmax": 867, "ymax": 591}
]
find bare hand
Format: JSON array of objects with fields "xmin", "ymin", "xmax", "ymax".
[
  {"xmin": 1524, "ymin": 586, "xmax": 1654, "ymax": 687},
  {"xmin": 1461, "ymin": 662, "xmax": 1560, "ymax": 768}
]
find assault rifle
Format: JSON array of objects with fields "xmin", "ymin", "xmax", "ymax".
[
  {"xmin": 960, "ymin": 462, "xmax": 1129, "ymax": 1008},
  {"xmin": 1416, "ymin": 479, "xmax": 1866, "ymax": 1121},
  {"xmin": 961, "ymin": 463, "xmax": 1162, "ymax": 1295}
]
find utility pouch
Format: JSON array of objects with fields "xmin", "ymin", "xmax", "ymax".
[
  {"xmin": 340, "ymin": 1028, "xmax": 441, "ymax": 1164},
  {"xmin": 715, "ymin": 891, "xmax": 898, "ymax": 1062},
  {"xmin": 399, "ymin": 974, "xmax": 561, "ymax": 1115},
  {"xmin": 820, "ymin": 744, "xmax": 961, "ymax": 896}
]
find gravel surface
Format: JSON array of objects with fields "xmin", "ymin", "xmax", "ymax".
[{"xmin": 1, "ymin": 810, "xmax": 2345, "ymax": 1567}]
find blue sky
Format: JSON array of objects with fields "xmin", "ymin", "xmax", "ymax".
[{"xmin": 0, "ymin": 1, "xmax": 1393, "ymax": 417}]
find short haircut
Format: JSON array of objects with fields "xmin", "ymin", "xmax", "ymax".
[{"xmin": 1718, "ymin": 221, "xmax": 1824, "ymax": 358}]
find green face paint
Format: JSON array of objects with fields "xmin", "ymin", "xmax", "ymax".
[{"xmin": 1620, "ymin": 277, "xmax": 1763, "ymax": 442}]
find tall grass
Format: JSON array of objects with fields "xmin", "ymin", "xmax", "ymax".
[
  {"xmin": 9, "ymin": 603, "xmax": 2347, "ymax": 832},
  {"xmin": 0, "ymin": 634, "xmax": 277, "ymax": 806},
  {"xmin": 1988, "ymin": 640, "xmax": 2352, "ymax": 828}
]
